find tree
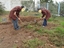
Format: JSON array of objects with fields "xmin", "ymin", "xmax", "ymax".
[
  {"xmin": 0, "ymin": 2, "xmax": 5, "ymax": 15},
  {"xmin": 40, "ymin": 0, "xmax": 58, "ymax": 15},
  {"xmin": 60, "ymin": 2, "xmax": 64, "ymax": 16},
  {"xmin": 49, "ymin": 3, "xmax": 58, "ymax": 14},
  {"xmin": 21, "ymin": 0, "xmax": 35, "ymax": 11},
  {"xmin": 40, "ymin": 0, "xmax": 53, "ymax": 3}
]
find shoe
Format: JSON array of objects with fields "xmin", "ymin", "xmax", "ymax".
[{"xmin": 15, "ymin": 27, "xmax": 20, "ymax": 30}]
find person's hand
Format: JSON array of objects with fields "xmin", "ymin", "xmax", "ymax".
[
  {"xmin": 43, "ymin": 15, "xmax": 46, "ymax": 19},
  {"xmin": 40, "ymin": 17, "xmax": 43, "ymax": 20},
  {"xmin": 18, "ymin": 18, "xmax": 22, "ymax": 23},
  {"xmin": 18, "ymin": 18, "xmax": 21, "ymax": 21}
]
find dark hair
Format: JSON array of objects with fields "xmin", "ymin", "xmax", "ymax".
[{"xmin": 21, "ymin": 6, "xmax": 24, "ymax": 8}]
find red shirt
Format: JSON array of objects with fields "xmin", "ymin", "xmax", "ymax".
[
  {"xmin": 9, "ymin": 6, "xmax": 22, "ymax": 20},
  {"xmin": 41, "ymin": 9, "xmax": 51, "ymax": 20}
]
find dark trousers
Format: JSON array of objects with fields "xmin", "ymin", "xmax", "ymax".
[
  {"xmin": 43, "ymin": 19, "xmax": 47, "ymax": 26},
  {"xmin": 12, "ymin": 18, "xmax": 19, "ymax": 30}
]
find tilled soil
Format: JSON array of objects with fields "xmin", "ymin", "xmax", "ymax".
[{"xmin": 0, "ymin": 16, "xmax": 59, "ymax": 48}]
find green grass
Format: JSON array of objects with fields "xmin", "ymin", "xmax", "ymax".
[
  {"xmin": 4, "ymin": 11, "xmax": 10, "ymax": 15},
  {"xmin": 25, "ymin": 24, "xmax": 45, "ymax": 35},
  {"xmin": 26, "ymin": 24, "xmax": 33, "ymax": 29},
  {"xmin": 54, "ymin": 27, "xmax": 64, "ymax": 37},
  {"xmin": 23, "ymin": 38, "xmax": 45, "ymax": 48},
  {"xmin": 0, "ymin": 17, "xmax": 2, "ymax": 22},
  {"xmin": 48, "ymin": 27, "xmax": 64, "ymax": 47},
  {"xmin": 60, "ymin": 21, "xmax": 64, "ymax": 27},
  {"xmin": 13, "ymin": 44, "xmax": 17, "ymax": 48},
  {"xmin": 33, "ymin": 27, "xmax": 44, "ymax": 35}
]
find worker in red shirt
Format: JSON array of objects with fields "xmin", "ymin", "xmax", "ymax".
[
  {"xmin": 9, "ymin": 6, "xmax": 24, "ymax": 30},
  {"xmin": 38, "ymin": 8, "xmax": 51, "ymax": 27}
]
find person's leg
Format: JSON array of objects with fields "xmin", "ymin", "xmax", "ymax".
[
  {"xmin": 43, "ymin": 19, "xmax": 47, "ymax": 27},
  {"xmin": 12, "ymin": 19, "xmax": 17, "ymax": 30},
  {"xmin": 12, "ymin": 19, "xmax": 19, "ymax": 30},
  {"xmin": 15, "ymin": 18, "xmax": 19, "ymax": 29}
]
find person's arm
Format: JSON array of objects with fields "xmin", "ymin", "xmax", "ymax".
[
  {"xmin": 42, "ymin": 14, "xmax": 46, "ymax": 19},
  {"xmin": 42, "ymin": 11, "xmax": 46, "ymax": 19},
  {"xmin": 14, "ymin": 12, "xmax": 21, "ymax": 20},
  {"xmin": 43, "ymin": 15, "xmax": 46, "ymax": 19}
]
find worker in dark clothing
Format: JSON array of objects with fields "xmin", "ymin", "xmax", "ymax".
[
  {"xmin": 9, "ymin": 6, "xmax": 24, "ymax": 30},
  {"xmin": 38, "ymin": 8, "xmax": 51, "ymax": 27}
]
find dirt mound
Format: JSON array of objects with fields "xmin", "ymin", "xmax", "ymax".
[
  {"xmin": 20, "ymin": 16, "xmax": 43, "ymax": 22},
  {"xmin": 0, "ymin": 22, "xmax": 11, "ymax": 25},
  {"xmin": 0, "ymin": 16, "xmax": 43, "ymax": 25}
]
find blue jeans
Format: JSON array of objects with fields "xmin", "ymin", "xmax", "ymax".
[
  {"xmin": 43, "ymin": 19, "xmax": 47, "ymax": 26},
  {"xmin": 12, "ymin": 18, "xmax": 19, "ymax": 30}
]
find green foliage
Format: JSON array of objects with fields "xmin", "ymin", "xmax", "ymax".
[
  {"xmin": 21, "ymin": 0, "xmax": 33, "ymax": 7},
  {"xmin": 40, "ymin": 0, "xmax": 45, "ymax": 3},
  {"xmin": 24, "ymin": 38, "xmax": 44, "ymax": 48},
  {"xmin": 0, "ymin": 2, "xmax": 5, "ymax": 15},
  {"xmin": 60, "ymin": 2, "xmax": 64, "ymax": 16},
  {"xmin": 40, "ymin": 0, "xmax": 53, "ymax": 3},
  {"xmin": 40, "ymin": 1, "xmax": 57, "ymax": 14},
  {"xmin": 49, "ymin": 3, "xmax": 58, "ymax": 14},
  {"xmin": 21, "ymin": 0, "xmax": 35, "ymax": 11}
]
